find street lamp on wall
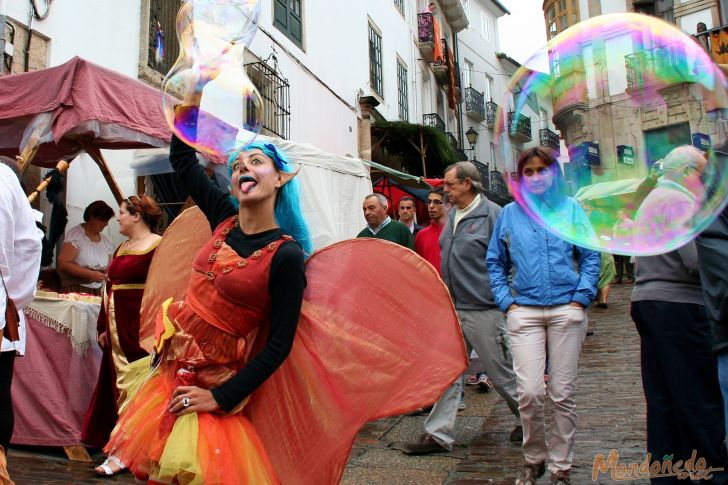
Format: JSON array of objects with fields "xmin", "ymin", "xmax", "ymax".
[{"xmin": 465, "ymin": 127, "xmax": 479, "ymax": 161}]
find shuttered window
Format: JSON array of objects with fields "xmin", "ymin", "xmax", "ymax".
[
  {"xmin": 274, "ymin": 0, "xmax": 303, "ymax": 48},
  {"xmin": 369, "ymin": 23, "xmax": 383, "ymax": 97}
]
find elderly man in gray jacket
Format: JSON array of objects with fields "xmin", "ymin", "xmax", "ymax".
[
  {"xmin": 400, "ymin": 161, "xmax": 521, "ymax": 454},
  {"xmin": 631, "ymin": 146, "xmax": 728, "ymax": 482}
]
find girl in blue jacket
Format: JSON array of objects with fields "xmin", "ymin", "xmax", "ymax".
[{"xmin": 486, "ymin": 146, "xmax": 600, "ymax": 485}]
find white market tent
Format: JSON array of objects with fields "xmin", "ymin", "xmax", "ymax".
[{"xmin": 131, "ymin": 136, "xmax": 373, "ymax": 249}]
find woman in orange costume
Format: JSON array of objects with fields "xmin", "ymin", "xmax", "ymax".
[{"xmin": 102, "ymin": 106, "xmax": 467, "ymax": 484}]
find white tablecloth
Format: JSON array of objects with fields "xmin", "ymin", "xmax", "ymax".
[{"xmin": 23, "ymin": 296, "xmax": 100, "ymax": 355}]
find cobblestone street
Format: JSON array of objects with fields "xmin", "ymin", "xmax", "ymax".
[{"xmin": 7, "ymin": 284, "xmax": 648, "ymax": 484}]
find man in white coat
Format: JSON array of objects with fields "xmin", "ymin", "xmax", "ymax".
[{"xmin": 0, "ymin": 160, "xmax": 43, "ymax": 457}]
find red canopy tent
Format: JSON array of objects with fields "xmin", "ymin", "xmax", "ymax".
[{"xmin": 0, "ymin": 56, "xmax": 171, "ymax": 202}]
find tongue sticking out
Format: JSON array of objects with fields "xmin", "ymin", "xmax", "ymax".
[
  {"xmin": 240, "ymin": 181, "xmax": 257, "ymax": 194},
  {"xmin": 239, "ymin": 175, "xmax": 257, "ymax": 194}
]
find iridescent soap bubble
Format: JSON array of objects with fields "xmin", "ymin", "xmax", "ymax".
[
  {"xmin": 495, "ymin": 13, "xmax": 728, "ymax": 256},
  {"xmin": 161, "ymin": 0, "xmax": 263, "ymax": 160}
]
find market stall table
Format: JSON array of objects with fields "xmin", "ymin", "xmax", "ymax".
[{"xmin": 11, "ymin": 293, "xmax": 102, "ymax": 461}]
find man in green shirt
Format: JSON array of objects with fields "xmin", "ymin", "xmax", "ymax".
[{"xmin": 357, "ymin": 193, "xmax": 415, "ymax": 250}]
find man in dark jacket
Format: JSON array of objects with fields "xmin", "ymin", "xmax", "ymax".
[
  {"xmin": 631, "ymin": 146, "xmax": 728, "ymax": 482},
  {"xmin": 697, "ymin": 202, "xmax": 728, "ymax": 440},
  {"xmin": 399, "ymin": 161, "xmax": 521, "ymax": 454}
]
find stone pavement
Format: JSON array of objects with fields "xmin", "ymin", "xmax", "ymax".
[
  {"xmin": 7, "ymin": 284, "xmax": 649, "ymax": 484},
  {"xmin": 341, "ymin": 283, "xmax": 649, "ymax": 485}
]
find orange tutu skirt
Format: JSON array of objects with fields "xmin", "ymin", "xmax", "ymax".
[{"xmin": 104, "ymin": 364, "xmax": 278, "ymax": 485}]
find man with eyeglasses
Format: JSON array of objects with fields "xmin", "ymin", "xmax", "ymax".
[
  {"xmin": 357, "ymin": 193, "xmax": 414, "ymax": 250},
  {"xmin": 399, "ymin": 162, "xmax": 522, "ymax": 455},
  {"xmin": 631, "ymin": 145, "xmax": 728, "ymax": 480}
]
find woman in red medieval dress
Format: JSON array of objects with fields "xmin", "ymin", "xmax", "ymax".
[{"xmin": 85, "ymin": 195, "xmax": 162, "ymax": 472}]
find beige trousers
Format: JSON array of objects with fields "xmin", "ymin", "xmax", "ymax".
[{"xmin": 506, "ymin": 304, "xmax": 587, "ymax": 473}]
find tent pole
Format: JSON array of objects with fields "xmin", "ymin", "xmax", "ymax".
[
  {"xmin": 17, "ymin": 142, "xmax": 40, "ymax": 175},
  {"xmin": 17, "ymin": 119, "xmax": 50, "ymax": 174},
  {"xmin": 78, "ymin": 139, "xmax": 125, "ymax": 204},
  {"xmin": 419, "ymin": 129, "xmax": 427, "ymax": 178},
  {"xmin": 27, "ymin": 160, "xmax": 70, "ymax": 203}
]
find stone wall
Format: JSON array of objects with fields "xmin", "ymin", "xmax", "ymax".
[{"xmin": 1, "ymin": 17, "xmax": 50, "ymax": 75}]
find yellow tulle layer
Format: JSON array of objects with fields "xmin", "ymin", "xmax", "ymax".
[{"xmin": 105, "ymin": 365, "xmax": 278, "ymax": 485}]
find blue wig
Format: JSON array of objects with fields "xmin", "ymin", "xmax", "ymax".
[{"xmin": 226, "ymin": 142, "xmax": 313, "ymax": 256}]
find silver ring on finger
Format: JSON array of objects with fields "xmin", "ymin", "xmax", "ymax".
[{"xmin": 182, "ymin": 397, "xmax": 190, "ymax": 408}]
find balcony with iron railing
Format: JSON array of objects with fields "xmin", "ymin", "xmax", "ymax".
[
  {"xmin": 507, "ymin": 112, "xmax": 532, "ymax": 142},
  {"xmin": 472, "ymin": 160, "xmax": 512, "ymax": 205},
  {"xmin": 433, "ymin": 38, "xmax": 450, "ymax": 86},
  {"xmin": 245, "ymin": 61, "xmax": 291, "ymax": 139},
  {"xmin": 417, "ymin": 12, "xmax": 445, "ymax": 65},
  {"xmin": 486, "ymin": 100, "xmax": 498, "ymax": 128},
  {"xmin": 694, "ymin": 25, "xmax": 724, "ymax": 64},
  {"xmin": 465, "ymin": 87, "xmax": 485, "ymax": 122},
  {"xmin": 444, "ymin": 132, "xmax": 468, "ymax": 161},
  {"xmin": 423, "ymin": 113, "xmax": 446, "ymax": 132},
  {"xmin": 625, "ymin": 43, "xmax": 694, "ymax": 91},
  {"xmin": 539, "ymin": 128, "xmax": 560, "ymax": 150}
]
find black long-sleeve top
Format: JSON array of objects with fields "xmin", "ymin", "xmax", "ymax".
[{"xmin": 169, "ymin": 134, "xmax": 306, "ymax": 412}]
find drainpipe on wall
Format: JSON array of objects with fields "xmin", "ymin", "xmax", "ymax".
[
  {"xmin": 24, "ymin": 0, "xmax": 33, "ymax": 72},
  {"xmin": 453, "ymin": 31, "xmax": 465, "ymax": 155}
]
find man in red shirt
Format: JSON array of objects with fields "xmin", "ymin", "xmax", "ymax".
[{"xmin": 415, "ymin": 187, "xmax": 447, "ymax": 274}]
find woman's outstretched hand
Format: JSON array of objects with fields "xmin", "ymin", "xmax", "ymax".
[{"xmin": 169, "ymin": 385, "xmax": 221, "ymax": 415}]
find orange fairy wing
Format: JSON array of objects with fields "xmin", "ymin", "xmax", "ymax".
[
  {"xmin": 247, "ymin": 239, "xmax": 467, "ymax": 485},
  {"xmin": 138, "ymin": 206, "xmax": 212, "ymax": 353}
]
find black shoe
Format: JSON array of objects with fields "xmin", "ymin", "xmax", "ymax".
[
  {"xmin": 586, "ymin": 330, "xmax": 595, "ymax": 336},
  {"xmin": 509, "ymin": 425, "xmax": 523, "ymax": 443},
  {"xmin": 398, "ymin": 434, "xmax": 450, "ymax": 455},
  {"xmin": 515, "ymin": 460, "xmax": 546, "ymax": 485}
]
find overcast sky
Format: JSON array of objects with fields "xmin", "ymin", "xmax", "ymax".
[{"xmin": 497, "ymin": 0, "xmax": 548, "ymax": 65}]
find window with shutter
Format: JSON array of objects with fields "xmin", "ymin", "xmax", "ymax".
[{"xmin": 274, "ymin": 0, "xmax": 303, "ymax": 48}]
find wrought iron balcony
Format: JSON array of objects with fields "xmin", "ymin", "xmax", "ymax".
[
  {"xmin": 418, "ymin": 12, "xmax": 435, "ymax": 43},
  {"xmin": 465, "ymin": 87, "xmax": 485, "ymax": 122},
  {"xmin": 692, "ymin": 25, "xmax": 728, "ymax": 66},
  {"xmin": 433, "ymin": 38, "xmax": 450, "ymax": 86},
  {"xmin": 507, "ymin": 112, "xmax": 532, "ymax": 142},
  {"xmin": 245, "ymin": 62, "xmax": 290, "ymax": 139},
  {"xmin": 489, "ymin": 168, "xmax": 509, "ymax": 198},
  {"xmin": 423, "ymin": 113, "xmax": 446, "ymax": 132},
  {"xmin": 445, "ymin": 131, "xmax": 458, "ymax": 148},
  {"xmin": 472, "ymin": 160, "xmax": 513, "ymax": 205},
  {"xmin": 539, "ymin": 128, "xmax": 560, "ymax": 151},
  {"xmin": 444, "ymin": 132, "xmax": 468, "ymax": 160},
  {"xmin": 486, "ymin": 100, "xmax": 498, "ymax": 128},
  {"xmin": 417, "ymin": 13, "xmax": 436, "ymax": 64},
  {"xmin": 625, "ymin": 43, "xmax": 693, "ymax": 91}
]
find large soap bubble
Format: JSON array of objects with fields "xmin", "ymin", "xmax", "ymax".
[
  {"xmin": 496, "ymin": 13, "xmax": 728, "ymax": 256},
  {"xmin": 161, "ymin": 0, "xmax": 263, "ymax": 160}
]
